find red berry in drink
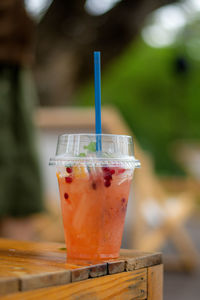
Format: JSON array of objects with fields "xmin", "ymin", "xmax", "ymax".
[
  {"xmin": 64, "ymin": 193, "xmax": 69, "ymax": 199},
  {"xmin": 121, "ymin": 198, "xmax": 127, "ymax": 213},
  {"xmin": 92, "ymin": 182, "xmax": 97, "ymax": 190},
  {"xmin": 121, "ymin": 198, "xmax": 126, "ymax": 203},
  {"xmin": 66, "ymin": 167, "xmax": 73, "ymax": 173},
  {"xmin": 118, "ymin": 168, "xmax": 125, "ymax": 174},
  {"xmin": 65, "ymin": 177, "xmax": 72, "ymax": 183},
  {"xmin": 102, "ymin": 167, "xmax": 110, "ymax": 173},
  {"xmin": 104, "ymin": 180, "xmax": 111, "ymax": 187},
  {"xmin": 104, "ymin": 174, "xmax": 112, "ymax": 181}
]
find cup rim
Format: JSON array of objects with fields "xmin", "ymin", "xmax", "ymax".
[
  {"xmin": 49, "ymin": 133, "xmax": 140, "ymax": 168},
  {"xmin": 58, "ymin": 133, "xmax": 132, "ymax": 139}
]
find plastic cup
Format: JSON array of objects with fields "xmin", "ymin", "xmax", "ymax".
[{"xmin": 49, "ymin": 134, "xmax": 140, "ymax": 260}]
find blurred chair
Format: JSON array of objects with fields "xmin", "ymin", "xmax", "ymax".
[
  {"xmin": 172, "ymin": 141, "xmax": 200, "ymax": 197},
  {"xmin": 133, "ymin": 152, "xmax": 198, "ymax": 271},
  {"xmin": 34, "ymin": 106, "xmax": 199, "ymax": 270}
]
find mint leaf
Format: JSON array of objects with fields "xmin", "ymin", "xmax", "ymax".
[
  {"xmin": 84, "ymin": 142, "xmax": 96, "ymax": 152},
  {"xmin": 79, "ymin": 152, "xmax": 86, "ymax": 157}
]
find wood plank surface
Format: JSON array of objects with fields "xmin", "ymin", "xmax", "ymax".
[
  {"xmin": 0, "ymin": 278, "xmax": 19, "ymax": 296},
  {"xmin": 120, "ymin": 249, "xmax": 162, "ymax": 271},
  {"xmin": 0, "ymin": 269, "xmax": 147, "ymax": 300},
  {"xmin": 0, "ymin": 239, "xmax": 162, "ymax": 296},
  {"xmin": 0, "ymin": 239, "xmax": 109, "ymax": 294},
  {"xmin": 108, "ymin": 260, "xmax": 125, "ymax": 275},
  {"xmin": 147, "ymin": 264, "xmax": 163, "ymax": 300},
  {"xmin": 20, "ymin": 271, "xmax": 71, "ymax": 292}
]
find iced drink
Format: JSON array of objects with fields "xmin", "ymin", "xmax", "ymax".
[
  {"xmin": 50, "ymin": 134, "xmax": 140, "ymax": 260},
  {"xmin": 57, "ymin": 165, "xmax": 132, "ymax": 260}
]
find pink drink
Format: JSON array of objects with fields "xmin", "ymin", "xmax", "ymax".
[
  {"xmin": 57, "ymin": 165, "xmax": 133, "ymax": 260},
  {"xmin": 50, "ymin": 134, "xmax": 140, "ymax": 260}
]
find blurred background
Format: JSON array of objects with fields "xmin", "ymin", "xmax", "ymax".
[{"xmin": 1, "ymin": 0, "xmax": 200, "ymax": 299}]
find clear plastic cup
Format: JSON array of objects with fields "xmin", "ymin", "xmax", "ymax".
[{"xmin": 49, "ymin": 134, "xmax": 140, "ymax": 260}]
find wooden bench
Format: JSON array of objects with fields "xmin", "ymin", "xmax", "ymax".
[{"xmin": 0, "ymin": 238, "xmax": 163, "ymax": 299}]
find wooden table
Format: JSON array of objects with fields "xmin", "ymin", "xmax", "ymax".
[{"xmin": 0, "ymin": 239, "xmax": 163, "ymax": 299}]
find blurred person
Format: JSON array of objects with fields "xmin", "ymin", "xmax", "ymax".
[{"xmin": 0, "ymin": 0, "xmax": 43, "ymax": 239}]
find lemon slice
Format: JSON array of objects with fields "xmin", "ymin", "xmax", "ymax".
[{"xmin": 73, "ymin": 165, "xmax": 88, "ymax": 178}]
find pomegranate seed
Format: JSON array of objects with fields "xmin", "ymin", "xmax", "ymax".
[
  {"xmin": 104, "ymin": 174, "xmax": 112, "ymax": 181},
  {"xmin": 118, "ymin": 168, "xmax": 126, "ymax": 174},
  {"xmin": 110, "ymin": 169, "xmax": 115, "ymax": 175},
  {"xmin": 102, "ymin": 167, "xmax": 110, "ymax": 173},
  {"xmin": 104, "ymin": 180, "xmax": 111, "ymax": 187},
  {"xmin": 65, "ymin": 177, "xmax": 72, "ymax": 183},
  {"xmin": 121, "ymin": 198, "xmax": 126, "ymax": 203},
  {"xmin": 92, "ymin": 182, "xmax": 97, "ymax": 190},
  {"xmin": 66, "ymin": 167, "xmax": 72, "ymax": 173},
  {"xmin": 64, "ymin": 193, "xmax": 69, "ymax": 199}
]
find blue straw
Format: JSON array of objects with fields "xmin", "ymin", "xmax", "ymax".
[{"xmin": 94, "ymin": 51, "xmax": 102, "ymax": 151}]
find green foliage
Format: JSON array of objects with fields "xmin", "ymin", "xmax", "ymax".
[
  {"xmin": 75, "ymin": 39, "xmax": 200, "ymax": 175},
  {"xmin": 84, "ymin": 142, "xmax": 96, "ymax": 152},
  {"xmin": 79, "ymin": 152, "xmax": 86, "ymax": 157}
]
